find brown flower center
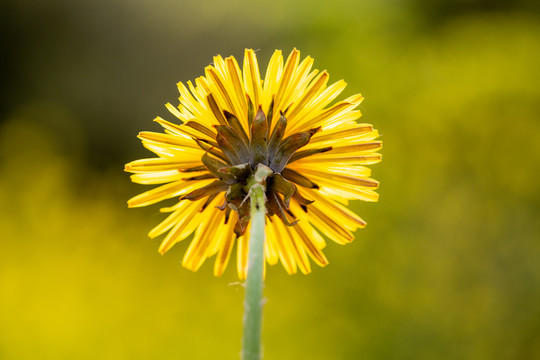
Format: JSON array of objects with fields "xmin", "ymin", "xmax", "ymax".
[{"xmin": 180, "ymin": 95, "xmax": 332, "ymax": 236}]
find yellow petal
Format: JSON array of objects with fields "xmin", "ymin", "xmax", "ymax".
[
  {"xmin": 225, "ymin": 56, "xmax": 249, "ymax": 127},
  {"xmin": 286, "ymin": 79, "xmax": 348, "ymax": 135},
  {"xmin": 319, "ymin": 185, "xmax": 379, "ymax": 202},
  {"xmin": 296, "ymin": 168, "xmax": 379, "ymax": 189},
  {"xmin": 127, "ymin": 179, "xmax": 213, "ymax": 208},
  {"xmin": 148, "ymin": 200, "xmax": 193, "ymax": 238},
  {"xmin": 176, "ymin": 81, "xmax": 206, "ymax": 120},
  {"xmin": 183, "ymin": 202, "xmax": 224, "ymax": 271},
  {"xmin": 262, "ymin": 50, "xmax": 283, "ymax": 114},
  {"xmin": 289, "ymin": 94, "xmax": 363, "ymax": 134},
  {"xmin": 213, "ymin": 222, "xmax": 236, "ymax": 277},
  {"xmin": 308, "ymin": 125, "xmax": 377, "ymax": 147},
  {"xmin": 267, "ymin": 217, "xmax": 296, "ymax": 274},
  {"xmin": 243, "ymin": 49, "xmax": 262, "ymax": 108},
  {"xmin": 293, "ymin": 154, "xmax": 382, "ymax": 166},
  {"xmin": 264, "ymin": 222, "xmax": 279, "ymax": 265},
  {"xmin": 138, "ymin": 131, "xmax": 200, "ymax": 150},
  {"xmin": 130, "ymin": 170, "xmax": 185, "ymax": 185},
  {"xmin": 279, "ymin": 56, "xmax": 316, "ymax": 114},
  {"xmin": 158, "ymin": 199, "xmax": 207, "ymax": 253},
  {"xmin": 205, "ymin": 66, "xmax": 236, "ymax": 115},
  {"xmin": 283, "ymin": 224, "xmax": 311, "ymax": 275},
  {"xmin": 301, "ymin": 189, "xmax": 367, "ymax": 231},
  {"xmin": 290, "ymin": 222, "xmax": 328, "ymax": 267},
  {"xmin": 236, "ymin": 225, "xmax": 250, "ymax": 280},
  {"xmin": 285, "ymin": 71, "xmax": 329, "ymax": 123},
  {"xmin": 290, "ymin": 163, "xmax": 372, "ymax": 178},
  {"xmin": 125, "ymin": 157, "xmax": 204, "ymax": 174},
  {"xmin": 302, "ymin": 204, "xmax": 355, "ymax": 245}
]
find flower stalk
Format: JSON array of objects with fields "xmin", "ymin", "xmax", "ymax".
[{"xmin": 241, "ymin": 174, "xmax": 267, "ymax": 360}]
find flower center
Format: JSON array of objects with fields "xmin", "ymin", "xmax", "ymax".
[{"xmin": 181, "ymin": 96, "xmax": 332, "ymax": 236}]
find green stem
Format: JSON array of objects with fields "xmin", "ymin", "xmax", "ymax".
[{"xmin": 241, "ymin": 183, "xmax": 266, "ymax": 360}]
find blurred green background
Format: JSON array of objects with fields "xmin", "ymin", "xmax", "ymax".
[{"xmin": 1, "ymin": 0, "xmax": 539, "ymax": 359}]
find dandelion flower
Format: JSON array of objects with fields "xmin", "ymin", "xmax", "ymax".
[{"xmin": 125, "ymin": 49, "xmax": 382, "ymax": 279}]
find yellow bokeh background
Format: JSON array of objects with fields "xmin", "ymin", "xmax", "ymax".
[{"xmin": 1, "ymin": 0, "xmax": 539, "ymax": 359}]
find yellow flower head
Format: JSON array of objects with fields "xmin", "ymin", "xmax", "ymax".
[{"xmin": 125, "ymin": 49, "xmax": 382, "ymax": 279}]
